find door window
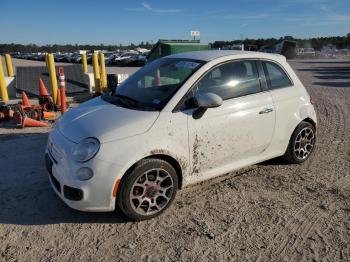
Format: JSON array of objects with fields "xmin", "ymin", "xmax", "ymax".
[
  {"xmin": 191, "ymin": 60, "xmax": 262, "ymax": 100},
  {"xmin": 263, "ymin": 61, "xmax": 292, "ymax": 89}
]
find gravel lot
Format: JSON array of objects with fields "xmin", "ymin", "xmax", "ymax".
[{"xmin": 0, "ymin": 58, "xmax": 349, "ymax": 261}]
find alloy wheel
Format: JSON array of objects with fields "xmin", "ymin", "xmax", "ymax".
[
  {"xmin": 294, "ymin": 127, "xmax": 315, "ymax": 160},
  {"xmin": 129, "ymin": 168, "xmax": 174, "ymax": 216}
]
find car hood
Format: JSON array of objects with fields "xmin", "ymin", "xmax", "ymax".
[{"xmin": 57, "ymin": 97, "xmax": 159, "ymax": 143}]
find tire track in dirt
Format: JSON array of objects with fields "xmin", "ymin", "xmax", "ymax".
[
  {"xmin": 284, "ymin": 173, "xmax": 350, "ymax": 260},
  {"xmin": 257, "ymin": 172, "xmax": 350, "ymax": 261},
  {"xmin": 256, "ymin": 202, "xmax": 318, "ymax": 261}
]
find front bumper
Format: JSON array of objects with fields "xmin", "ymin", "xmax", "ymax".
[{"xmin": 46, "ymin": 129, "xmax": 122, "ymax": 212}]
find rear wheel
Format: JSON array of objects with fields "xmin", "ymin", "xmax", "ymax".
[
  {"xmin": 117, "ymin": 159, "xmax": 178, "ymax": 221},
  {"xmin": 284, "ymin": 121, "xmax": 316, "ymax": 164}
]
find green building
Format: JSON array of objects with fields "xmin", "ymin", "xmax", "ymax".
[{"xmin": 147, "ymin": 40, "xmax": 211, "ymax": 62}]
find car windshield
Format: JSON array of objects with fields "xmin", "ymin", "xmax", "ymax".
[{"xmin": 105, "ymin": 58, "xmax": 204, "ymax": 111}]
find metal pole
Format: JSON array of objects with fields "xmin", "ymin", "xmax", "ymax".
[
  {"xmin": 45, "ymin": 53, "xmax": 49, "ymax": 68},
  {"xmin": 92, "ymin": 53, "xmax": 100, "ymax": 93},
  {"xmin": 5, "ymin": 54, "xmax": 14, "ymax": 77},
  {"xmin": 0, "ymin": 56, "xmax": 9, "ymax": 102},
  {"xmin": 48, "ymin": 54, "xmax": 58, "ymax": 103},
  {"xmin": 99, "ymin": 52, "xmax": 107, "ymax": 90},
  {"xmin": 81, "ymin": 53, "xmax": 88, "ymax": 73}
]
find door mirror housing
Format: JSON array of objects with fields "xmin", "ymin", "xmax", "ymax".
[
  {"xmin": 192, "ymin": 93, "xmax": 223, "ymax": 119},
  {"xmin": 195, "ymin": 92, "xmax": 223, "ymax": 109}
]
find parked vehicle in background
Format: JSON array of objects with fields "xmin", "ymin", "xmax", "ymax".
[
  {"xmin": 121, "ymin": 54, "xmax": 148, "ymax": 66},
  {"xmin": 86, "ymin": 53, "xmax": 93, "ymax": 64},
  {"xmin": 105, "ymin": 53, "xmax": 120, "ymax": 65},
  {"xmin": 297, "ymin": 48, "xmax": 316, "ymax": 58},
  {"xmin": 109, "ymin": 52, "xmax": 138, "ymax": 65},
  {"xmin": 54, "ymin": 54, "xmax": 67, "ymax": 62},
  {"xmin": 222, "ymin": 44, "xmax": 244, "ymax": 51},
  {"xmin": 46, "ymin": 50, "xmax": 317, "ymax": 220},
  {"xmin": 66, "ymin": 53, "xmax": 80, "ymax": 63},
  {"xmin": 259, "ymin": 45, "xmax": 273, "ymax": 53},
  {"xmin": 274, "ymin": 40, "xmax": 297, "ymax": 59}
]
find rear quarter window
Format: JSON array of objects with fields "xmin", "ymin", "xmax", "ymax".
[{"xmin": 263, "ymin": 61, "xmax": 292, "ymax": 89}]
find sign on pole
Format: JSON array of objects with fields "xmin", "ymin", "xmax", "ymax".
[{"xmin": 191, "ymin": 31, "xmax": 200, "ymax": 40}]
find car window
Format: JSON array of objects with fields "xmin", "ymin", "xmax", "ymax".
[
  {"xmin": 191, "ymin": 60, "xmax": 262, "ymax": 100},
  {"xmin": 263, "ymin": 61, "xmax": 292, "ymax": 89},
  {"xmin": 113, "ymin": 58, "xmax": 203, "ymax": 110}
]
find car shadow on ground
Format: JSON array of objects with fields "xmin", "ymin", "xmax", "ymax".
[
  {"xmin": 297, "ymin": 61, "xmax": 350, "ymax": 64},
  {"xmin": 296, "ymin": 62, "xmax": 350, "ymax": 88},
  {"xmin": 258, "ymin": 157, "xmax": 290, "ymax": 166},
  {"xmin": 0, "ymin": 132, "xmax": 129, "ymax": 226}
]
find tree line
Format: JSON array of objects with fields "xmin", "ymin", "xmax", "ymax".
[
  {"xmin": 1, "ymin": 34, "xmax": 349, "ymax": 54},
  {"xmin": 211, "ymin": 34, "xmax": 350, "ymax": 50}
]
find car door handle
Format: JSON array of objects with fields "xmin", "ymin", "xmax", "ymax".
[{"xmin": 259, "ymin": 108, "xmax": 274, "ymax": 114}]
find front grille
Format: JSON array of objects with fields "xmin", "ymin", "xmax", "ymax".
[{"xmin": 50, "ymin": 173, "xmax": 61, "ymax": 193}]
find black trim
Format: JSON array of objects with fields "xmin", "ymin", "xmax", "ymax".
[
  {"xmin": 257, "ymin": 61, "xmax": 269, "ymax": 91},
  {"xmin": 50, "ymin": 173, "xmax": 61, "ymax": 193},
  {"xmin": 45, "ymin": 153, "xmax": 53, "ymax": 175},
  {"xmin": 63, "ymin": 185, "xmax": 83, "ymax": 201}
]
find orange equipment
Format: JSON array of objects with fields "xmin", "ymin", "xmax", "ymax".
[
  {"xmin": 21, "ymin": 91, "xmax": 32, "ymax": 107},
  {"xmin": 22, "ymin": 116, "xmax": 48, "ymax": 127},
  {"xmin": 42, "ymin": 111, "xmax": 57, "ymax": 120},
  {"xmin": 39, "ymin": 78, "xmax": 50, "ymax": 97},
  {"xmin": 56, "ymin": 88, "xmax": 61, "ymax": 107},
  {"xmin": 58, "ymin": 67, "xmax": 67, "ymax": 114}
]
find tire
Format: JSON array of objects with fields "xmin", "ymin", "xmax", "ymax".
[
  {"xmin": 116, "ymin": 158, "xmax": 178, "ymax": 221},
  {"xmin": 284, "ymin": 121, "xmax": 316, "ymax": 164}
]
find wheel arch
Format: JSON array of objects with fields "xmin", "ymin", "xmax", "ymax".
[
  {"xmin": 288, "ymin": 117, "xmax": 317, "ymax": 142},
  {"xmin": 144, "ymin": 154, "xmax": 183, "ymax": 189},
  {"xmin": 120, "ymin": 153, "xmax": 184, "ymax": 190},
  {"xmin": 302, "ymin": 117, "xmax": 317, "ymax": 129}
]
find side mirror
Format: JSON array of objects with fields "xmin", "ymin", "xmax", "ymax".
[{"xmin": 193, "ymin": 93, "xmax": 223, "ymax": 119}]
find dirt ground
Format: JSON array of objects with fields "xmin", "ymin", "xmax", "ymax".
[{"xmin": 0, "ymin": 59, "xmax": 349, "ymax": 261}]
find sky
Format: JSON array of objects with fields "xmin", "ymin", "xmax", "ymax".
[{"xmin": 1, "ymin": 0, "xmax": 350, "ymax": 45}]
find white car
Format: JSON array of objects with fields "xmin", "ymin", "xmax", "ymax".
[{"xmin": 46, "ymin": 51, "xmax": 317, "ymax": 220}]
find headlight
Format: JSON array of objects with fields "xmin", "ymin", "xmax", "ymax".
[{"xmin": 73, "ymin": 137, "xmax": 100, "ymax": 162}]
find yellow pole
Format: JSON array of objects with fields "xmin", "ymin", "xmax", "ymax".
[
  {"xmin": 92, "ymin": 53, "xmax": 100, "ymax": 93},
  {"xmin": 5, "ymin": 54, "xmax": 14, "ymax": 77},
  {"xmin": 99, "ymin": 52, "xmax": 107, "ymax": 90},
  {"xmin": 0, "ymin": 56, "xmax": 9, "ymax": 102},
  {"xmin": 48, "ymin": 54, "xmax": 58, "ymax": 103},
  {"xmin": 81, "ymin": 53, "xmax": 88, "ymax": 73}
]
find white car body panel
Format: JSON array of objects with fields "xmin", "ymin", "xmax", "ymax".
[
  {"xmin": 57, "ymin": 98, "xmax": 159, "ymax": 143},
  {"xmin": 185, "ymin": 91, "xmax": 275, "ymax": 176},
  {"xmin": 46, "ymin": 51, "xmax": 317, "ymax": 212}
]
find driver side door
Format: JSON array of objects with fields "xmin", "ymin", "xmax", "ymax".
[{"xmin": 183, "ymin": 59, "xmax": 276, "ymax": 177}]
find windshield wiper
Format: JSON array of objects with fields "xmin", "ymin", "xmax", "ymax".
[
  {"xmin": 108, "ymin": 93, "xmax": 157, "ymax": 111},
  {"xmin": 114, "ymin": 94, "xmax": 140, "ymax": 104}
]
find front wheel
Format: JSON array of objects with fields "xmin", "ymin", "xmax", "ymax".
[
  {"xmin": 117, "ymin": 159, "xmax": 178, "ymax": 221},
  {"xmin": 284, "ymin": 121, "xmax": 316, "ymax": 164}
]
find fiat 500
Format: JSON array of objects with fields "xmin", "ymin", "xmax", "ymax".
[{"xmin": 46, "ymin": 51, "xmax": 317, "ymax": 220}]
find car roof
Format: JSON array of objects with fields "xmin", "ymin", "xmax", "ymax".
[{"xmin": 166, "ymin": 50, "xmax": 286, "ymax": 62}]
